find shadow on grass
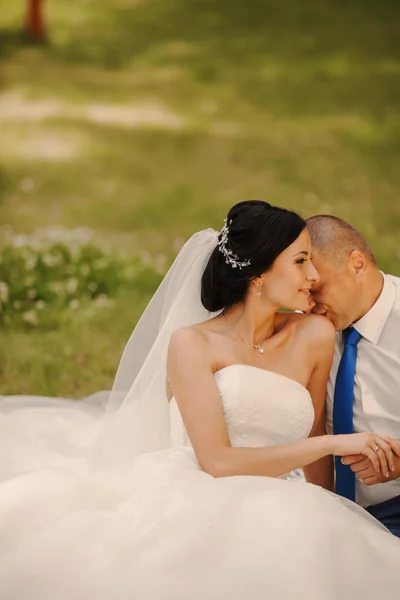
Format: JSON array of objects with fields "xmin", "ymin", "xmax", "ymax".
[
  {"xmin": 0, "ymin": 28, "xmax": 26, "ymax": 60},
  {"xmin": 44, "ymin": 0, "xmax": 399, "ymax": 66},
  {"xmin": 0, "ymin": 27, "xmax": 51, "ymax": 67},
  {"xmin": 1, "ymin": 1, "xmax": 399, "ymax": 116},
  {"xmin": 29, "ymin": 0, "xmax": 400, "ymax": 117}
]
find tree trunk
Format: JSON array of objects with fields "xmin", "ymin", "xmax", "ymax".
[{"xmin": 24, "ymin": 0, "xmax": 47, "ymax": 43}]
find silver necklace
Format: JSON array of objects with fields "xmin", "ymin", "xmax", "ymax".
[{"xmin": 223, "ymin": 312, "xmax": 265, "ymax": 354}]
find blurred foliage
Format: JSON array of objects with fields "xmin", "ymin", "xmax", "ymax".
[
  {"xmin": 0, "ymin": 227, "xmax": 164, "ymax": 328},
  {"xmin": 0, "ymin": 0, "xmax": 399, "ymax": 395}
]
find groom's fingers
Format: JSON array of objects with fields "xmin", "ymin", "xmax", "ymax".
[
  {"xmin": 349, "ymin": 459, "xmax": 370, "ymax": 473},
  {"xmin": 341, "ymin": 454, "xmax": 364, "ymax": 466},
  {"xmin": 361, "ymin": 476, "xmax": 378, "ymax": 486},
  {"xmin": 355, "ymin": 466, "xmax": 375, "ymax": 479}
]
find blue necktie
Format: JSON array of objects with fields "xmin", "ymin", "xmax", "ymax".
[{"xmin": 333, "ymin": 327, "xmax": 362, "ymax": 502}]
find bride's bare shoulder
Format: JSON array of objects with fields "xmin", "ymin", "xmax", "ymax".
[
  {"xmin": 168, "ymin": 318, "xmax": 220, "ymax": 359},
  {"xmin": 291, "ymin": 313, "xmax": 336, "ymax": 354},
  {"xmin": 166, "ymin": 325, "xmax": 216, "ymax": 399},
  {"xmin": 169, "ymin": 325, "xmax": 208, "ymax": 349},
  {"xmin": 283, "ymin": 312, "xmax": 336, "ymax": 346}
]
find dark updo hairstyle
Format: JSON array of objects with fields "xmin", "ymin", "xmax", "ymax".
[{"xmin": 201, "ymin": 200, "xmax": 306, "ymax": 312}]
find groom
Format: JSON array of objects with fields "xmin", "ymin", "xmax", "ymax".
[{"xmin": 306, "ymin": 215, "xmax": 400, "ymax": 537}]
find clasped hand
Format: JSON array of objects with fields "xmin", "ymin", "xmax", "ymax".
[{"xmin": 338, "ymin": 434, "xmax": 400, "ymax": 485}]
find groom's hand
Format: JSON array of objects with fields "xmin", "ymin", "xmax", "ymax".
[{"xmin": 341, "ymin": 454, "xmax": 400, "ymax": 486}]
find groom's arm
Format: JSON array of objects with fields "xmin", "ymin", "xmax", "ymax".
[{"xmin": 342, "ymin": 450, "xmax": 400, "ymax": 486}]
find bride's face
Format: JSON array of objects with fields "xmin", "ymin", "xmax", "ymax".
[{"xmin": 261, "ymin": 229, "xmax": 319, "ymax": 311}]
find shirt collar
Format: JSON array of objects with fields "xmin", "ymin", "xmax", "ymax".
[{"xmin": 352, "ymin": 272, "xmax": 395, "ymax": 345}]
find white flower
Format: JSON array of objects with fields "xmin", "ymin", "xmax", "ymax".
[
  {"xmin": 20, "ymin": 178, "xmax": 34, "ymax": 192},
  {"xmin": 0, "ymin": 282, "xmax": 9, "ymax": 303},
  {"xmin": 69, "ymin": 299, "xmax": 80, "ymax": 310},
  {"xmin": 93, "ymin": 258, "xmax": 108, "ymax": 270},
  {"xmin": 42, "ymin": 253, "xmax": 60, "ymax": 268},
  {"xmin": 11, "ymin": 235, "xmax": 28, "ymax": 248},
  {"xmin": 35, "ymin": 300, "xmax": 47, "ymax": 311},
  {"xmin": 49, "ymin": 281, "xmax": 64, "ymax": 295},
  {"xmin": 25, "ymin": 255, "xmax": 37, "ymax": 270},
  {"xmin": 22, "ymin": 310, "xmax": 39, "ymax": 326},
  {"xmin": 93, "ymin": 294, "xmax": 112, "ymax": 308},
  {"xmin": 66, "ymin": 278, "xmax": 79, "ymax": 294}
]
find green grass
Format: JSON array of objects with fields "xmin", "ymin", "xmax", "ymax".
[
  {"xmin": 1, "ymin": 0, "xmax": 399, "ymax": 396},
  {"xmin": 0, "ymin": 290, "xmax": 152, "ymax": 396}
]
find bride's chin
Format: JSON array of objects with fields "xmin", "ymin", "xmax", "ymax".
[{"xmin": 294, "ymin": 298, "xmax": 313, "ymax": 313}]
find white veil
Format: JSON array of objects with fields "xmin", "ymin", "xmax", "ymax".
[{"xmin": 92, "ymin": 228, "xmax": 219, "ymax": 467}]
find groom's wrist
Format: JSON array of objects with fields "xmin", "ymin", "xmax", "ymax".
[{"xmin": 391, "ymin": 455, "xmax": 400, "ymax": 481}]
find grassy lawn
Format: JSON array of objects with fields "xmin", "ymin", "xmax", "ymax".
[{"xmin": 0, "ymin": 0, "xmax": 399, "ymax": 396}]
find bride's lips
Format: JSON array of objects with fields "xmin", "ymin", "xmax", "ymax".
[{"xmin": 299, "ymin": 289, "xmax": 311, "ymax": 297}]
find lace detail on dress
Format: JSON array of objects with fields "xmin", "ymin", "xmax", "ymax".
[{"xmin": 170, "ymin": 364, "xmax": 314, "ymax": 450}]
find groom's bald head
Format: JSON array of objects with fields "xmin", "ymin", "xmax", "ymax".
[
  {"xmin": 305, "ymin": 215, "xmax": 379, "ymax": 331},
  {"xmin": 306, "ymin": 215, "xmax": 376, "ymax": 267}
]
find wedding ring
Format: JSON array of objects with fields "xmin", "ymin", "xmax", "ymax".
[{"xmin": 373, "ymin": 446, "xmax": 381, "ymax": 454}]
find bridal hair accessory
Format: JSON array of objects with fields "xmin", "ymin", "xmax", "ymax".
[{"xmin": 218, "ymin": 219, "xmax": 251, "ymax": 270}]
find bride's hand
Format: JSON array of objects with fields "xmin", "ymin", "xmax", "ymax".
[{"xmin": 330, "ymin": 432, "xmax": 397, "ymax": 477}]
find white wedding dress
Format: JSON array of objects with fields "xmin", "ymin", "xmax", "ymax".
[{"xmin": 1, "ymin": 364, "xmax": 400, "ymax": 600}]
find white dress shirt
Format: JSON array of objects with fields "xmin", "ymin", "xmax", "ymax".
[{"xmin": 326, "ymin": 272, "xmax": 400, "ymax": 508}]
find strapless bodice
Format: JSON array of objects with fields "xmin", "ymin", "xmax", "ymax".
[{"xmin": 169, "ymin": 364, "xmax": 314, "ymax": 449}]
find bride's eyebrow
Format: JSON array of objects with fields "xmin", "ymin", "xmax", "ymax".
[{"xmin": 293, "ymin": 251, "xmax": 309, "ymax": 257}]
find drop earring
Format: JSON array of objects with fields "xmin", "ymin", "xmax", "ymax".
[{"xmin": 257, "ymin": 280, "xmax": 263, "ymax": 298}]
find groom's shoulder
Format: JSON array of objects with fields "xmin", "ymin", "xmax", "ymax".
[
  {"xmin": 381, "ymin": 273, "xmax": 400, "ymax": 321},
  {"xmin": 386, "ymin": 273, "xmax": 400, "ymax": 303},
  {"xmin": 385, "ymin": 273, "xmax": 400, "ymax": 286}
]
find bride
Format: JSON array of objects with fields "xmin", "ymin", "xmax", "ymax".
[{"xmin": 1, "ymin": 200, "xmax": 400, "ymax": 600}]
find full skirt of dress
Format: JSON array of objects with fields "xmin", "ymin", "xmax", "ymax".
[{"xmin": 1, "ymin": 399, "xmax": 400, "ymax": 600}]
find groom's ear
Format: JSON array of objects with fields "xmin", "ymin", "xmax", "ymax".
[{"xmin": 348, "ymin": 250, "xmax": 367, "ymax": 276}]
